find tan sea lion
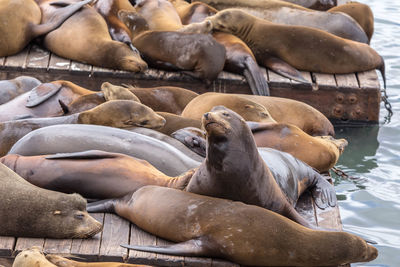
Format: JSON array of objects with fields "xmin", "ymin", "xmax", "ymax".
[
  {"xmin": 328, "ymin": 2, "xmax": 374, "ymax": 43},
  {"xmin": 13, "ymin": 247, "xmax": 57, "ymax": 267},
  {"xmin": 184, "ymin": 8, "xmax": 386, "ymax": 87},
  {"xmin": 101, "ymin": 82, "xmax": 141, "ymax": 102},
  {"xmin": 0, "ymin": 100, "xmax": 166, "ymax": 156},
  {"xmin": 91, "ymin": 186, "xmax": 378, "ymax": 266},
  {"xmin": 40, "ymin": 2, "xmax": 147, "ymax": 72},
  {"xmin": 46, "ymin": 254, "xmax": 150, "ymax": 266},
  {"xmin": 0, "ymin": 0, "xmax": 92, "ymax": 57},
  {"xmin": 181, "ymin": 92, "xmax": 334, "ymax": 136},
  {"xmin": 181, "ymin": 93, "xmax": 277, "ymax": 124},
  {"xmin": 1, "ymin": 150, "xmax": 194, "ymax": 199},
  {"xmin": 0, "ymin": 162, "xmax": 102, "ymax": 238},
  {"xmin": 156, "ymin": 112, "xmax": 201, "ymax": 135},
  {"xmin": 0, "ymin": 76, "xmax": 41, "ymax": 105}
]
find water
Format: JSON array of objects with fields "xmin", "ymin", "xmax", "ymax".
[{"xmin": 332, "ymin": 1, "xmax": 400, "ymax": 266}]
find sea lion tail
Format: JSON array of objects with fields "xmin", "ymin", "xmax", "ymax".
[
  {"xmin": 243, "ymin": 57, "xmax": 270, "ymax": 96},
  {"xmin": 86, "ymin": 199, "xmax": 116, "ymax": 213},
  {"xmin": 378, "ymin": 56, "xmax": 386, "ymax": 89}
]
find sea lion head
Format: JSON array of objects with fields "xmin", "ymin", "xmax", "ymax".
[
  {"xmin": 230, "ymin": 97, "xmax": 276, "ymax": 123},
  {"xmin": 171, "ymin": 127, "xmax": 207, "ymax": 157},
  {"xmin": 78, "ymin": 100, "xmax": 166, "ymax": 129},
  {"xmin": 208, "ymin": 9, "xmax": 250, "ymax": 35},
  {"xmin": 202, "ymin": 106, "xmax": 258, "ymax": 171},
  {"xmin": 101, "ymin": 82, "xmax": 141, "ymax": 102}
]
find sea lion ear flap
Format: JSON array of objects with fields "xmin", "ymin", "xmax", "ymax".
[
  {"xmin": 101, "ymin": 82, "xmax": 141, "ymax": 102},
  {"xmin": 58, "ymin": 99, "xmax": 69, "ymax": 114}
]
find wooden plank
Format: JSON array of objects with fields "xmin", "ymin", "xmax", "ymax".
[
  {"xmin": 357, "ymin": 70, "xmax": 381, "ymax": 89},
  {"xmin": 70, "ymin": 61, "xmax": 92, "ymax": 74},
  {"xmin": 127, "ymin": 224, "xmax": 157, "ymax": 265},
  {"xmin": 14, "ymin": 238, "xmax": 45, "ymax": 255},
  {"xmin": 267, "ymin": 69, "xmax": 292, "ymax": 90},
  {"xmin": 99, "ymin": 213, "xmax": 129, "ymax": 262},
  {"xmin": 26, "ymin": 44, "xmax": 50, "ymax": 70},
  {"xmin": 155, "ymin": 237, "xmax": 184, "ymax": 266},
  {"xmin": 0, "ymin": 237, "xmax": 15, "ymax": 257},
  {"xmin": 291, "ymin": 71, "xmax": 314, "ymax": 90},
  {"xmin": 4, "ymin": 46, "xmax": 30, "ymax": 69},
  {"xmin": 185, "ymin": 257, "xmax": 212, "ymax": 267},
  {"xmin": 313, "ymin": 73, "xmax": 337, "ymax": 90},
  {"xmin": 335, "ymin": 73, "xmax": 359, "ymax": 89},
  {"xmin": 43, "ymin": 238, "xmax": 72, "ymax": 255},
  {"xmin": 70, "ymin": 213, "xmax": 104, "ymax": 261},
  {"xmin": 48, "ymin": 53, "xmax": 71, "ymax": 71}
]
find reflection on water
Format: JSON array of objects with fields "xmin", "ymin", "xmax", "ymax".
[{"xmin": 332, "ymin": 1, "xmax": 400, "ymax": 266}]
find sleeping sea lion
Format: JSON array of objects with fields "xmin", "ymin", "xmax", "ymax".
[
  {"xmin": 185, "ymin": 106, "xmax": 336, "ymax": 227},
  {"xmin": 0, "ymin": 76, "xmax": 41, "ymax": 105},
  {"xmin": 0, "ymin": 0, "xmax": 92, "ymax": 57},
  {"xmin": 184, "ymin": 8, "xmax": 386, "ymax": 87},
  {"xmin": 0, "ymin": 100, "xmax": 166, "ymax": 156},
  {"xmin": 1, "ymin": 150, "xmax": 194, "ymax": 199},
  {"xmin": 91, "ymin": 186, "xmax": 378, "ymax": 266},
  {"xmin": 0, "ymin": 162, "xmax": 102, "ymax": 238},
  {"xmin": 8, "ymin": 124, "xmax": 201, "ymax": 176}
]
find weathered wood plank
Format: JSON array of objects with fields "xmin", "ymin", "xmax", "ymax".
[
  {"xmin": 155, "ymin": 237, "xmax": 184, "ymax": 266},
  {"xmin": 127, "ymin": 224, "xmax": 157, "ymax": 265},
  {"xmin": 267, "ymin": 69, "xmax": 292, "ymax": 90},
  {"xmin": 48, "ymin": 53, "xmax": 71, "ymax": 71},
  {"xmin": 4, "ymin": 46, "xmax": 30, "ymax": 69},
  {"xmin": 70, "ymin": 213, "xmax": 104, "ymax": 261},
  {"xmin": 313, "ymin": 73, "xmax": 337, "ymax": 90},
  {"xmin": 26, "ymin": 45, "xmax": 50, "ymax": 70},
  {"xmin": 335, "ymin": 73, "xmax": 359, "ymax": 89},
  {"xmin": 70, "ymin": 61, "xmax": 92, "ymax": 74},
  {"xmin": 14, "ymin": 238, "xmax": 45, "ymax": 255},
  {"xmin": 43, "ymin": 238, "xmax": 72, "ymax": 255},
  {"xmin": 0, "ymin": 237, "xmax": 15, "ymax": 257},
  {"xmin": 185, "ymin": 257, "xmax": 212, "ymax": 267},
  {"xmin": 99, "ymin": 213, "xmax": 129, "ymax": 262},
  {"xmin": 357, "ymin": 70, "xmax": 381, "ymax": 89},
  {"xmin": 291, "ymin": 71, "xmax": 314, "ymax": 90}
]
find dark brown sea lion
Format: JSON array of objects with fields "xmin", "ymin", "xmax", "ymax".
[
  {"xmin": 182, "ymin": 92, "xmax": 334, "ymax": 136},
  {"xmin": 0, "ymin": 162, "xmax": 102, "ymax": 238},
  {"xmin": 156, "ymin": 112, "xmax": 201, "ymax": 135},
  {"xmin": 185, "ymin": 8, "xmax": 386, "ymax": 87},
  {"xmin": 91, "ymin": 186, "xmax": 378, "ymax": 266},
  {"xmin": 40, "ymin": 2, "xmax": 147, "ymax": 72},
  {"xmin": 0, "ymin": 150, "xmax": 194, "ymax": 199},
  {"xmin": 185, "ymin": 106, "xmax": 336, "ymax": 227},
  {"xmin": 0, "ymin": 0, "xmax": 92, "ymax": 57},
  {"xmin": 181, "ymin": 93, "xmax": 277, "ymax": 124},
  {"xmin": 328, "ymin": 2, "xmax": 374, "ymax": 43},
  {"xmin": 0, "ymin": 100, "xmax": 166, "ymax": 156},
  {"xmin": 47, "ymin": 254, "xmax": 150, "ymax": 266},
  {"xmin": 0, "ymin": 80, "xmax": 93, "ymax": 122},
  {"xmin": 0, "ymin": 76, "xmax": 41, "ymax": 105}
]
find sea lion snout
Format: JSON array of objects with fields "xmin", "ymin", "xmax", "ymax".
[{"xmin": 72, "ymin": 210, "xmax": 103, "ymax": 238}]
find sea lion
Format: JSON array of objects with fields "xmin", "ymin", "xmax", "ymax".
[
  {"xmin": 195, "ymin": 0, "xmax": 368, "ymax": 43},
  {"xmin": 13, "ymin": 247, "xmax": 57, "ymax": 267},
  {"xmin": 184, "ymin": 8, "xmax": 386, "ymax": 87},
  {"xmin": 8, "ymin": 124, "xmax": 201, "ymax": 176},
  {"xmin": 0, "ymin": 0, "xmax": 92, "ymax": 57},
  {"xmin": 0, "ymin": 100, "xmax": 166, "ymax": 156},
  {"xmin": 0, "ymin": 80, "xmax": 94, "ymax": 122},
  {"xmin": 181, "ymin": 92, "xmax": 334, "ymax": 136},
  {"xmin": 171, "ymin": 0, "xmax": 270, "ymax": 95},
  {"xmin": 181, "ymin": 93, "xmax": 277, "ymax": 124},
  {"xmin": 0, "ymin": 150, "xmax": 194, "ymax": 199},
  {"xmin": 0, "ymin": 162, "xmax": 102, "ymax": 238},
  {"xmin": 40, "ymin": 2, "xmax": 147, "ymax": 72},
  {"xmin": 328, "ymin": 2, "xmax": 374, "ymax": 43},
  {"xmin": 185, "ymin": 106, "xmax": 336, "ymax": 228},
  {"xmin": 0, "ymin": 76, "xmax": 41, "ymax": 105},
  {"xmin": 156, "ymin": 112, "xmax": 201, "ymax": 135},
  {"xmin": 92, "ymin": 186, "xmax": 378, "ymax": 266},
  {"xmin": 101, "ymin": 82, "xmax": 141, "ymax": 102},
  {"xmin": 283, "ymin": 0, "xmax": 336, "ymax": 10},
  {"xmin": 46, "ymin": 254, "xmax": 150, "ymax": 267}
]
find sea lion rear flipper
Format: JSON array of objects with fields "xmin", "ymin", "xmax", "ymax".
[
  {"xmin": 45, "ymin": 150, "xmax": 119, "ymax": 160},
  {"xmin": 311, "ymin": 176, "xmax": 337, "ymax": 209},
  {"xmin": 243, "ymin": 57, "xmax": 270, "ymax": 96},
  {"xmin": 262, "ymin": 56, "xmax": 309, "ymax": 84},
  {"xmin": 26, "ymin": 83, "xmax": 63, "ymax": 107},
  {"xmin": 31, "ymin": 0, "xmax": 93, "ymax": 38},
  {"xmin": 121, "ymin": 237, "xmax": 216, "ymax": 257}
]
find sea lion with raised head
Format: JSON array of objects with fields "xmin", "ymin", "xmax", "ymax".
[
  {"xmin": 185, "ymin": 106, "xmax": 336, "ymax": 227},
  {"xmin": 0, "ymin": 163, "xmax": 102, "ymax": 238},
  {"xmin": 0, "ymin": 76, "xmax": 41, "ymax": 105},
  {"xmin": 1, "ymin": 150, "xmax": 194, "ymax": 199},
  {"xmin": 184, "ymin": 8, "xmax": 386, "ymax": 87},
  {"xmin": 90, "ymin": 186, "xmax": 378, "ymax": 266},
  {"xmin": 0, "ymin": 100, "xmax": 166, "ymax": 156},
  {"xmin": 0, "ymin": 0, "xmax": 92, "ymax": 57},
  {"xmin": 8, "ymin": 124, "xmax": 201, "ymax": 176}
]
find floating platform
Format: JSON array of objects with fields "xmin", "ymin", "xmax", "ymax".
[{"xmin": 0, "ymin": 44, "xmax": 381, "ymax": 124}]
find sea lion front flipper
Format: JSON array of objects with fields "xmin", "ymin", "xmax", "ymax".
[
  {"xmin": 45, "ymin": 150, "xmax": 119, "ymax": 160},
  {"xmin": 26, "ymin": 83, "xmax": 63, "ymax": 107},
  {"xmin": 311, "ymin": 176, "xmax": 337, "ymax": 209},
  {"xmin": 243, "ymin": 57, "xmax": 270, "ymax": 96},
  {"xmin": 30, "ymin": 0, "xmax": 93, "ymax": 38},
  {"xmin": 121, "ymin": 237, "xmax": 217, "ymax": 257},
  {"xmin": 261, "ymin": 55, "xmax": 309, "ymax": 84}
]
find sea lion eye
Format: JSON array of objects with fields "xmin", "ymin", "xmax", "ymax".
[
  {"xmin": 261, "ymin": 112, "xmax": 269, "ymax": 117},
  {"xmin": 222, "ymin": 112, "xmax": 230, "ymax": 117},
  {"xmin": 75, "ymin": 213, "xmax": 85, "ymax": 220}
]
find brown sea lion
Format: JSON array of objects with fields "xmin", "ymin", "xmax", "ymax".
[
  {"xmin": 40, "ymin": 2, "xmax": 147, "ymax": 72},
  {"xmin": 283, "ymin": 0, "xmax": 336, "ymax": 10},
  {"xmin": 0, "ymin": 0, "xmax": 92, "ymax": 57},
  {"xmin": 181, "ymin": 92, "xmax": 334, "ymax": 136},
  {"xmin": 0, "ymin": 100, "xmax": 166, "ymax": 156},
  {"xmin": 185, "ymin": 8, "xmax": 386, "ymax": 87},
  {"xmin": 0, "ymin": 150, "xmax": 194, "ymax": 199},
  {"xmin": 0, "ymin": 162, "xmax": 102, "ymax": 238},
  {"xmin": 156, "ymin": 112, "xmax": 201, "ymax": 135},
  {"xmin": 90, "ymin": 186, "xmax": 378, "ymax": 266},
  {"xmin": 13, "ymin": 247, "xmax": 57, "ymax": 267},
  {"xmin": 0, "ymin": 76, "xmax": 41, "ymax": 105},
  {"xmin": 328, "ymin": 2, "xmax": 374, "ymax": 43},
  {"xmin": 181, "ymin": 93, "xmax": 277, "ymax": 124},
  {"xmin": 46, "ymin": 254, "xmax": 150, "ymax": 267},
  {"xmin": 185, "ymin": 106, "xmax": 336, "ymax": 228},
  {"xmin": 0, "ymin": 80, "xmax": 94, "ymax": 122}
]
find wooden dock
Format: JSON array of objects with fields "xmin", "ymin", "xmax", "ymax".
[{"xmin": 0, "ymin": 44, "xmax": 381, "ymax": 124}]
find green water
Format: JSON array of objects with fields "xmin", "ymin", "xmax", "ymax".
[{"xmin": 333, "ymin": 1, "xmax": 400, "ymax": 266}]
